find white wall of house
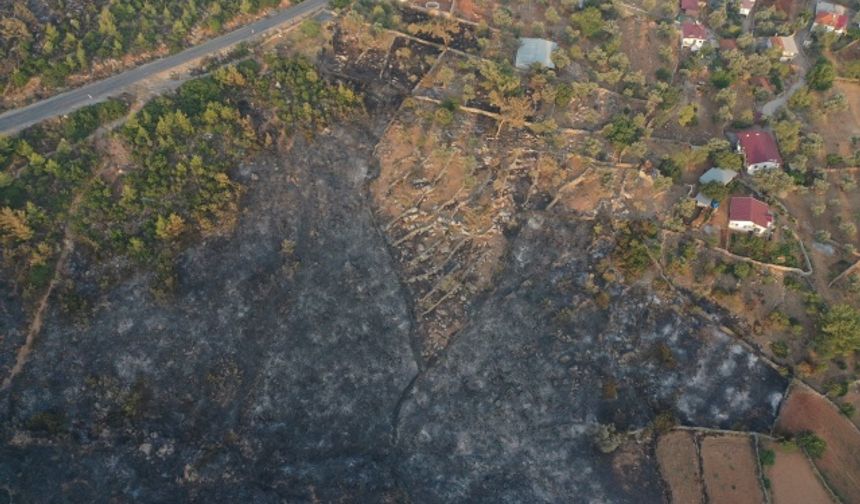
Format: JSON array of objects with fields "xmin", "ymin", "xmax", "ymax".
[
  {"xmin": 729, "ymin": 220, "xmax": 770, "ymax": 235},
  {"xmin": 813, "ymin": 22, "xmax": 845, "ymax": 34},
  {"xmin": 739, "ymin": 7, "xmax": 751, "ymax": 16},
  {"xmin": 682, "ymin": 38, "xmax": 705, "ymax": 51},
  {"xmin": 746, "ymin": 161, "xmax": 780, "ymax": 174}
]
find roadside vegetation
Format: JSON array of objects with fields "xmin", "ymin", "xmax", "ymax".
[{"xmin": 0, "ymin": 0, "xmax": 284, "ymax": 110}]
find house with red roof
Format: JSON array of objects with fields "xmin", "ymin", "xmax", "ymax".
[
  {"xmin": 813, "ymin": 1, "xmax": 849, "ymax": 34},
  {"xmin": 739, "ymin": 0, "xmax": 756, "ymax": 16},
  {"xmin": 729, "ymin": 196, "xmax": 774, "ymax": 235},
  {"xmin": 769, "ymin": 35, "xmax": 799, "ymax": 61},
  {"xmin": 736, "ymin": 130, "xmax": 782, "ymax": 173},
  {"xmin": 719, "ymin": 38, "xmax": 738, "ymax": 51},
  {"xmin": 681, "ymin": 22, "xmax": 709, "ymax": 51},
  {"xmin": 681, "ymin": 0, "xmax": 701, "ymax": 16},
  {"xmin": 814, "ymin": 11, "xmax": 849, "ymax": 33}
]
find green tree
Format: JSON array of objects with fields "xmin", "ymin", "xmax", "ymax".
[
  {"xmin": 816, "ymin": 304, "xmax": 860, "ymax": 359},
  {"xmin": 807, "ymin": 58, "xmax": 835, "ymax": 91},
  {"xmin": 0, "ymin": 207, "xmax": 33, "ymax": 242},
  {"xmin": 98, "ymin": 6, "xmax": 118, "ymax": 37},
  {"xmin": 796, "ymin": 432, "xmax": 827, "ymax": 459},
  {"xmin": 700, "ymin": 181, "xmax": 730, "ymax": 201},
  {"xmin": 604, "ymin": 114, "xmax": 643, "ymax": 153},
  {"xmin": 711, "ymin": 149, "xmax": 743, "ymax": 171},
  {"xmin": 571, "ymin": 7, "xmax": 605, "ymax": 38},
  {"xmin": 658, "ymin": 158, "xmax": 681, "ymax": 181},
  {"xmin": 678, "ymin": 104, "xmax": 698, "ymax": 127},
  {"xmin": 773, "ymin": 119, "xmax": 801, "ymax": 154}
]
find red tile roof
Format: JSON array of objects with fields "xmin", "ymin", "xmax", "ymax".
[
  {"xmin": 681, "ymin": 0, "xmax": 699, "ymax": 11},
  {"xmin": 815, "ymin": 11, "xmax": 849, "ymax": 30},
  {"xmin": 719, "ymin": 38, "xmax": 738, "ymax": 50},
  {"xmin": 730, "ymin": 196, "xmax": 773, "ymax": 228},
  {"xmin": 737, "ymin": 130, "xmax": 782, "ymax": 166},
  {"xmin": 682, "ymin": 22, "xmax": 709, "ymax": 40}
]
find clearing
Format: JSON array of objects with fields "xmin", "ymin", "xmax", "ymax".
[
  {"xmin": 700, "ymin": 434, "xmax": 765, "ymax": 504},
  {"xmin": 761, "ymin": 438, "xmax": 836, "ymax": 504},
  {"xmin": 775, "ymin": 383, "xmax": 860, "ymax": 503},
  {"xmin": 656, "ymin": 430, "xmax": 705, "ymax": 504}
]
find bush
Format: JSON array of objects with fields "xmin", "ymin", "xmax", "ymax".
[
  {"xmin": 807, "ymin": 58, "xmax": 835, "ymax": 91},
  {"xmin": 657, "ymin": 158, "xmax": 681, "ymax": 181},
  {"xmin": 796, "ymin": 431, "xmax": 826, "ymax": 459},
  {"xmin": 770, "ymin": 340, "xmax": 789, "ymax": 358},
  {"xmin": 759, "ymin": 448, "xmax": 776, "ymax": 466},
  {"xmin": 816, "ymin": 304, "xmax": 860, "ymax": 360}
]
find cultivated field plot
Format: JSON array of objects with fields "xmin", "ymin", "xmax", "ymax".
[
  {"xmin": 782, "ymin": 169, "xmax": 860, "ymax": 294},
  {"xmin": 776, "ymin": 384, "xmax": 860, "ymax": 503},
  {"xmin": 808, "ymin": 82, "xmax": 860, "ymax": 158},
  {"xmin": 761, "ymin": 439, "xmax": 836, "ymax": 504},
  {"xmin": 657, "ymin": 431, "xmax": 705, "ymax": 504},
  {"xmin": 700, "ymin": 434, "xmax": 765, "ymax": 504}
]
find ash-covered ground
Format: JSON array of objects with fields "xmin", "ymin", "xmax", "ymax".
[
  {"xmin": 394, "ymin": 214, "xmax": 786, "ymax": 503},
  {"xmin": 0, "ymin": 119, "xmax": 787, "ymax": 502}
]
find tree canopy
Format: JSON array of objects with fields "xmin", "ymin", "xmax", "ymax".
[{"xmin": 816, "ymin": 304, "xmax": 860, "ymax": 360}]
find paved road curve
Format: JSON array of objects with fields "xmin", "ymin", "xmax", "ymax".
[{"xmin": 0, "ymin": 0, "xmax": 327, "ymax": 136}]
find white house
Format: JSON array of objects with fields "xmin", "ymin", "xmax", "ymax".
[
  {"xmin": 729, "ymin": 196, "xmax": 774, "ymax": 235},
  {"xmin": 770, "ymin": 35, "xmax": 799, "ymax": 61},
  {"xmin": 681, "ymin": 22, "xmax": 709, "ymax": 51},
  {"xmin": 739, "ymin": 0, "xmax": 756, "ymax": 16},
  {"xmin": 813, "ymin": 1, "xmax": 849, "ymax": 34},
  {"xmin": 736, "ymin": 130, "xmax": 783, "ymax": 174}
]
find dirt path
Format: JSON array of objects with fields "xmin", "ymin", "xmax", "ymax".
[
  {"xmin": 0, "ymin": 238, "xmax": 74, "ymax": 391},
  {"xmin": 0, "ymin": 123, "xmax": 129, "ymax": 391},
  {"xmin": 762, "ymin": 77, "xmax": 806, "ymax": 117}
]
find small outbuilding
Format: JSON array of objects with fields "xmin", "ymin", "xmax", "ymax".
[
  {"xmin": 515, "ymin": 38, "xmax": 558, "ymax": 69},
  {"xmin": 695, "ymin": 192, "xmax": 718, "ymax": 208},
  {"xmin": 699, "ymin": 167, "xmax": 738, "ymax": 185}
]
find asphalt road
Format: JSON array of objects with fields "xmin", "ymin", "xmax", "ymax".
[{"xmin": 0, "ymin": 0, "xmax": 327, "ymax": 136}]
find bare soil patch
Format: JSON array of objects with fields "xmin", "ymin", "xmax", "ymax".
[
  {"xmin": 618, "ymin": 17, "xmax": 676, "ymax": 85},
  {"xmin": 776, "ymin": 384, "xmax": 860, "ymax": 503},
  {"xmin": 701, "ymin": 434, "xmax": 765, "ymax": 504},
  {"xmin": 657, "ymin": 430, "xmax": 705, "ymax": 504},
  {"xmin": 761, "ymin": 438, "xmax": 835, "ymax": 504},
  {"xmin": 808, "ymin": 81, "xmax": 860, "ymax": 158},
  {"xmin": 453, "ymin": 0, "xmax": 490, "ymax": 22}
]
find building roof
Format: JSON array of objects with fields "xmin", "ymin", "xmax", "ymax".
[
  {"xmin": 515, "ymin": 38, "xmax": 558, "ymax": 69},
  {"xmin": 816, "ymin": 0, "xmax": 847, "ymax": 14},
  {"xmin": 719, "ymin": 38, "xmax": 738, "ymax": 50},
  {"xmin": 737, "ymin": 130, "xmax": 782, "ymax": 166},
  {"xmin": 682, "ymin": 22, "xmax": 709, "ymax": 40},
  {"xmin": 681, "ymin": 0, "xmax": 699, "ymax": 11},
  {"xmin": 814, "ymin": 11, "xmax": 849, "ymax": 31},
  {"xmin": 771, "ymin": 35, "xmax": 798, "ymax": 54},
  {"xmin": 699, "ymin": 167, "xmax": 738, "ymax": 185},
  {"xmin": 695, "ymin": 192, "xmax": 715, "ymax": 207},
  {"xmin": 740, "ymin": 0, "xmax": 756, "ymax": 9},
  {"xmin": 730, "ymin": 197, "xmax": 773, "ymax": 228}
]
